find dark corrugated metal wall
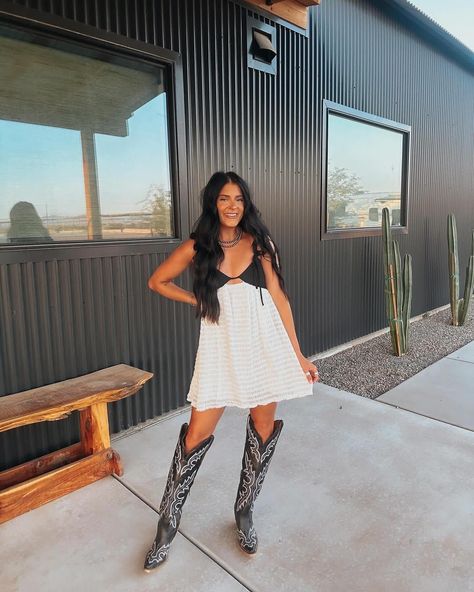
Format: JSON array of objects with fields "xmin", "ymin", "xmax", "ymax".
[
  {"xmin": 0, "ymin": 253, "xmax": 198, "ymax": 468},
  {"xmin": 1, "ymin": 0, "xmax": 473, "ymax": 469}
]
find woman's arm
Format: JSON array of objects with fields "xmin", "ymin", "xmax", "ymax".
[
  {"xmin": 260, "ymin": 251, "xmax": 319, "ymax": 383},
  {"xmin": 148, "ymin": 239, "xmax": 197, "ymax": 306}
]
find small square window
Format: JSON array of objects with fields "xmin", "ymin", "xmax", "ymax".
[{"xmin": 321, "ymin": 101, "xmax": 411, "ymax": 240}]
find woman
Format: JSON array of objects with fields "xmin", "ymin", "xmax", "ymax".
[
  {"xmin": 7, "ymin": 201, "xmax": 53, "ymax": 244},
  {"xmin": 144, "ymin": 171, "xmax": 319, "ymax": 571}
]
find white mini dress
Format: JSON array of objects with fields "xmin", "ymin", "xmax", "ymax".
[{"xmin": 186, "ymin": 257, "xmax": 314, "ymax": 410}]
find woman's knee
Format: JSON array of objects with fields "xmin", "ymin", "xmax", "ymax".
[
  {"xmin": 250, "ymin": 403, "xmax": 276, "ymax": 426},
  {"xmin": 250, "ymin": 403, "xmax": 277, "ymax": 440},
  {"xmin": 251, "ymin": 416, "xmax": 274, "ymax": 434},
  {"xmin": 186, "ymin": 423, "xmax": 214, "ymax": 445},
  {"xmin": 185, "ymin": 406, "xmax": 225, "ymax": 450}
]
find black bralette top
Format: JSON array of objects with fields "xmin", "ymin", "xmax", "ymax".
[{"xmin": 215, "ymin": 256, "xmax": 267, "ymax": 305}]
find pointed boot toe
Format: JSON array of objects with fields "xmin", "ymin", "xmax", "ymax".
[
  {"xmin": 237, "ymin": 525, "xmax": 258, "ymax": 554},
  {"xmin": 143, "ymin": 540, "xmax": 170, "ymax": 572}
]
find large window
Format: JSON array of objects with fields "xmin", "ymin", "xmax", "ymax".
[
  {"xmin": 0, "ymin": 29, "xmax": 174, "ymax": 245},
  {"xmin": 322, "ymin": 101, "xmax": 411, "ymax": 239}
]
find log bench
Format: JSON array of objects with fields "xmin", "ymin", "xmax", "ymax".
[{"xmin": 0, "ymin": 364, "xmax": 153, "ymax": 524}]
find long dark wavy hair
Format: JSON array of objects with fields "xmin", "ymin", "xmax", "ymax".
[{"xmin": 190, "ymin": 171, "xmax": 287, "ymax": 323}]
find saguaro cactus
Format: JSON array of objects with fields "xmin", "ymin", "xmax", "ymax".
[
  {"xmin": 382, "ymin": 207, "xmax": 413, "ymax": 356},
  {"xmin": 447, "ymin": 214, "xmax": 474, "ymax": 326}
]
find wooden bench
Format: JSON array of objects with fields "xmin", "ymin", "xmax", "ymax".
[{"xmin": 0, "ymin": 364, "xmax": 153, "ymax": 523}]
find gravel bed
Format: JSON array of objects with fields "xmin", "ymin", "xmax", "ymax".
[{"xmin": 314, "ymin": 305, "xmax": 474, "ymax": 399}]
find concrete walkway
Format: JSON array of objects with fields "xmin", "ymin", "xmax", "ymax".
[
  {"xmin": 378, "ymin": 340, "xmax": 474, "ymax": 430},
  {"xmin": 2, "ymin": 344, "xmax": 474, "ymax": 592}
]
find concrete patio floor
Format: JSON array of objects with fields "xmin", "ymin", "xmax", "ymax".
[{"xmin": 2, "ymin": 343, "xmax": 474, "ymax": 592}]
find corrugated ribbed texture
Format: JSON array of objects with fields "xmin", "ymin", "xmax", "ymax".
[
  {"xmin": 1, "ymin": 0, "xmax": 473, "ymax": 469},
  {"xmin": 0, "ymin": 254, "xmax": 198, "ymax": 469}
]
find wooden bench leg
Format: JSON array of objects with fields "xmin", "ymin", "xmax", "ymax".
[
  {"xmin": 80, "ymin": 402, "xmax": 110, "ymax": 453},
  {"xmin": 79, "ymin": 403, "xmax": 123, "ymax": 476},
  {"xmin": 0, "ymin": 403, "xmax": 124, "ymax": 523}
]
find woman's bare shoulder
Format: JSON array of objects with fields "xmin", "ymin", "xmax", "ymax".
[
  {"xmin": 181, "ymin": 237, "xmax": 196, "ymax": 252},
  {"xmin": 255, "ymin": 235, "xmax": 280, "ymax": 268},
  {"xmin": 166, "ymin": 238, "xmax": 196, "ymax": 265},
  {"xmin": 177, "ymin": 238, "xmax": 197, "ymax": 261}
]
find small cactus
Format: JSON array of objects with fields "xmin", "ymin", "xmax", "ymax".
[
  {"xmin": 447, "ymin": 214, "xmax": 474, "ymax": 326},
  {"xmin": 382, "ymin": 208, "xmax": 413, "ymax": 356}
]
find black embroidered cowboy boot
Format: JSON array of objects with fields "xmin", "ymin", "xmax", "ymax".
[
  {"xmin": 234, "ymin": 415, "xmax": 284, "ymax": 554},
  {"xmin": 144, "ymin": 423, "xmax": 214, "ymax": 571}
]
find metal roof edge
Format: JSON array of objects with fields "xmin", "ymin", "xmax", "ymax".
[{"xmin": 380, "ymin": 0, "xmax": 474, "ymax": 72}]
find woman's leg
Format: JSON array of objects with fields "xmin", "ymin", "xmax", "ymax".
[
  {"xmin": 249, "ymin": 402, "xmax": 277, "ymax": 444},
  {"xmin": 185, "ymin": 406, "xmax": 226, "ymax": 452}
]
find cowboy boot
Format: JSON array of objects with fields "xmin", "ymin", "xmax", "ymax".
[
  {"xmin": 144, "ymin": 423, "xmax": 214, "ymax": 571},
  {"xmin": 234, "ymin": 415, "xmax": 284, "ymax": 554}
]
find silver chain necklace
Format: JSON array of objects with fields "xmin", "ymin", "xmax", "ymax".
[{"xmin": 218, "ymin": 226, "xmax": 243, "ymax": 248}]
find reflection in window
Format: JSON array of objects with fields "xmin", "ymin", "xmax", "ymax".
[
  {"xmin": 326, "ymin": 111, "xmax": 407, "ymax": 231},
  {"xmin": 0, "ymin": 33, "xmax": 173, "ymax": 245}
]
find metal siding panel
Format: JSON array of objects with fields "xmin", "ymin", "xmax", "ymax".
[{"xmin": 1, "ymin": 0, "xmax": 474, "ymax": 468}]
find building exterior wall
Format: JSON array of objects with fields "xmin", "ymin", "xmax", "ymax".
[{"xmin": 1, "ymin": 0, "xmax": 473, "ymax": 469}]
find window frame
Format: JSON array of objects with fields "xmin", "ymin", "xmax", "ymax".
[
  {"xmin": 0, "ymin": 8, "xmax": 188, "ymax": 263},
  {"xmin": 321, "ymin": 100, "xmax": 411, "ymax": 241}
]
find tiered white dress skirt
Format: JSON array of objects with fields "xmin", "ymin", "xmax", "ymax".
[{"xmin": 186, "ymin": 281, "xmax": 314, "ymax": 410}]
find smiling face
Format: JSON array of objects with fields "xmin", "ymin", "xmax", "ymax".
[{"xmin": 216, "ymin": 182, "xmax": 245, "ymax": 230}]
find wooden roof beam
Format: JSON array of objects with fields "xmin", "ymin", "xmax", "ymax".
[{"xmin": 246, "ymin": 0, "xmax": 320, "ymax": 29}]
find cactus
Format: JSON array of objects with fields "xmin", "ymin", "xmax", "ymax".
[
  {"xmin": 447, "ymin": 214, "xmax": 474, "ymax": 326},
  {"xmin": 382, "ymin": 208, "xmax": 413, "ymax": 356}
]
